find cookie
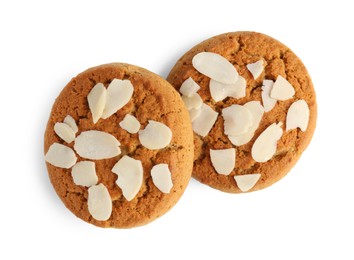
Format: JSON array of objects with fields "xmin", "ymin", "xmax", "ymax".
[
  {"xmin": 44, "ymin": 63, "xmax": 194, "ymax": 228},
  {"xmin": 167, "ymin": 31, "xmax": 317, "ymax": 193}
]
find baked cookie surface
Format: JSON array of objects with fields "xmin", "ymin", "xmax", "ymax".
[
  {"xmin": 44, "ymin": 63, "xmax": 194, "ymax": 228},
  {"xmin": 167, "ymin": 31, "xmax": 317, "ymax": 193}
]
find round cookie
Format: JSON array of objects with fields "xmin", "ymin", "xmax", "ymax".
[
  {"xmin": 167, "ymin": 31, "xmax": 317, "ymax": 193},
  {"xmin": 44, "ymin": 63, "xmax": 194, "ymax": 228}
]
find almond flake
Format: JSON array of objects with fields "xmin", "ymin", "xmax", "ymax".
[
  {"xmin": 261, "ymin": 80, "xmax": 277, "ymax": 112},
  {"xmin": 112, "ymin": 155, "xmax": 143, "ymax": 201},
  {"xmin": 270, "ymin": 75, "xmax": 295, "ymax": 101},
  {"xmin": 74, "ymin": 130, "xmax": 121, "ymax": 160},
  {"xmin": 119, "ymin": 114, "xmax": 141, "ymax": 134},
  {"xmin": 182, "ymin": 93, "xmax": 203, "ymax": 110},
  {"xmin": 139, "ymin": 120, "xmax": 172, "ymax": 150},
  {"xmin": 45, "ymin": 143, "xmax": 77, "ymax": 169},
  {"xmin": 286, "ymin": 99, "xmax": 310, "ymax": 131},
  {"xmin": 247, "ymin": 60, "xmax": 264, "ymax": 79},
  {"xmin": 63, "ymin": 115, "xmax": 78, "ymax": 133},
  {"xmin": 87, "ymin": 83, "xmax": 107, "ymax": 124},
  {"xmin": 101, "ymin": 79, "xmax": 134, "ymax": 119},
  {"xmin": 179, "ymin": 77, "xmax": 200, "ymax": 97},
  {"xmin": 88, "ymin": 184, "xmax": 112, "ymax": 221},
  {"xmin": 209, "ymin": 76, "xmax": 246, "ymax": 102},
  {"xmin": 189, "ymin": 107, "xmax": 202, "ymax": 122},
  {"xmin": 244, "ymin": 101, "xmax": 265, "ymax": 133},
  {"xmin": 251, "ymin": 122, "xmax": 283, "ymax": 162},
  {"xmin": 228, "ymin": 131, "xmax": 254, "ymax": 147},
  {"xmin": 192, "ymin": 103, "xmax": 218, "ymax": 137},
  {"xmin": 192, "ymin": 52, "xmax": 238, "ymax": 84},
  {"xmin": 222, "ymin": 104, "xmax": 253, "ymax": 136},
  {"xmin": 71, "ymin": 161, "xmax": 98, "ymax": 187},
  {"xmin": 210, "ymin": 148, "xmax": 236, "ymax": 175},
  {"xmin": 54, "ymin": 122, "xmax": 75, "ymax": 143},
  {"xmin": 227, "ymin": 101, "xmax": 264, "ymax": 146},
  {"xmin": 234, "ymin": 173, "xmax": 261, "ymax": 192},
  {"xmin": 151, "ymin": 164, "xmax": 173, "ymax": 193}
]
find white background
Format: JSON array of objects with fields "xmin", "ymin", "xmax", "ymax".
[{"xmin": 1, "ymin": 0, "xmax": 353, "ymax": 259}]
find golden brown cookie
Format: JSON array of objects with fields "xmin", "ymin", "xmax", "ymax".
[
  {"xmin": 167, "ymin": 31, "xmax": 317, "ymax": 193},
  {"xmin": 44, "ymin": 63, "xmax": 194, "ymax": 228}
]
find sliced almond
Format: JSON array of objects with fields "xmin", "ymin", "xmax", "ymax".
[
  {"xmin": 189, "ymin": 107, "xmax": 202, "ymax": 122},
  {"xmin": 119, "ymin": 114, "xmax": 141, "ymax": 134},
  {"xmin": 234, "ymin": 173, "xmax": 261, "ymax": 192},
  {"xmin": 87, "ymin": 83, "xmax": 107, "ymax": 124},
  {"xmin": 209, "ymin": 76, "xmax": 246, "ymax": 102},
  {"xmin": 88, "ymin": 184, "xmax": 112, "ymax": 221},
  {"xmin": 192, "ymin": 103, "xmax": 218, "ymax": 137},
  {"xmin": 222, "ymin": 105, "xmax": 253, "ymax": 136},
  {"xmin": 138, "ymin": 120, "xmax": 172, "ymax": 150},
  {"xmin": 179, "ymin": 77, "xmax": 200, "ymax": 97},
  {"xmin": 209, "ymin": 80, "xmax": 229, "ymax": 102},
  {"xmin": 261, "ymin": 80, "xmax": 277, "ymax": 112},
  {"xmin": 231, "ymin": 76, "xmax": 247, "ymax": 99},
  {"xmin": 192, "ymin": 52, "xmax": 238, "ymax": 84},
  {"xmin": 244, "ymin": 101, "xmax": 265, "ymax": 132},
  {"xmin": 74, "ymin": 130, "xmax": 121, "ymax": 160},
  {"xmin": 45, "ymin": 143, "xmax": 77, "ymax": 169},
  {"xmin": 251, "ymin": 122, "xmax": 283, "ymax": 162},
  {"xmin": 228, "ymin": 131, "xmax": 255, "ymax": 146},
  {"xmin": 181, "ymin": 93, "xmax": 203, "ymax": 110},
  {"xmin": 151, "ymin": 164, "xmax": 173, "ymax": 193},
  {"xmin": 101, "ymin": 79, "xmax": 134, "ymax": 119},
  {"xmin": 286, "ymin": 99, "xmax": 310, "ymax": 131},
  {"xmin": 54, "ymin": 122, "xmax": 75, "ymax": 143},
  {"xmin": 228, "ymin": 101, "xmax": 264, "ymax": 146},
  {"xmin": 112, "ymin": 155, "xmax": 143, "ymax": 201},
  {"xmin": 247, "ymin": 60, "xmax": 264, "ymax": 80},
  {"xmin": 63, "ymin": 115, "xmax": 78, "ymax": 133},
  {"xmin": 71, "ymin": 161, "xmax": 98, "ymax": 187},
  {"xmin": 270, "ymin": 75, "xmax": 295, "ymax": 101},
  {"xmin": 210, "ymin": 148, "xmax": 236, "ymax": 175}
]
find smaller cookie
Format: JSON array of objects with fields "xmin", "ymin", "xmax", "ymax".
[
  {"xmin": 44, "ymin": 63, "xmax": 194, "ymax": 228},
  {"xmin": 167, "ymin": 31, "xmax": 317, "ymax": 193}
]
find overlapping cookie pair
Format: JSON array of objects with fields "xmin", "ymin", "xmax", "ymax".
[{"xmin": 44, "ymin": 31, "xmax": 317, "ymax": 228}]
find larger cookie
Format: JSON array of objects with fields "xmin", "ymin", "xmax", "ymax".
[
  {"xmin": 44, "ymin": 63, "xmax": 194, "ymax": 228},
  {"xmin": 167, "ymin": 31, "xmax": 317, "ymax": 193}
]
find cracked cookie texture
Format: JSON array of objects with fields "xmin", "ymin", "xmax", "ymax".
[
  {"xmin": 44, "ymin": 63, "xmax": 194, "ymax": 228},
  {"xmin": 167, "ymin": 31, "xmax": 317, "ymax": 193}
]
